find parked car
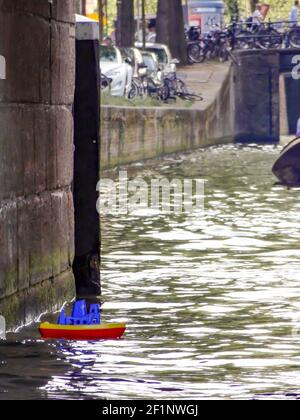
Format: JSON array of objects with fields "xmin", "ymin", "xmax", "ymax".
[
  {"xmin": 120, "ymin": 47, "xmax": 148, "ymax": 79},
  {"xmin": 141, "ymin": 51, "xmax": 162, "ymax": 83},
  {"xmin": 100, "ymin": 45, "xmax": 132, "ymax": 97},
  {"xmin": 135, "ymin": 42, "xmax": 179, "ymax": 75}
]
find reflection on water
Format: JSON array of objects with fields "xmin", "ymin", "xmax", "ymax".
[{"xmin": 2, "ymin": 144, "xmax": 300, "ymax": 400}]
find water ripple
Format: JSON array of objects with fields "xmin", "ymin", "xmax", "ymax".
[{"xmin": 2, "ymin": 144, "xmax": 300, "ymax": 400}]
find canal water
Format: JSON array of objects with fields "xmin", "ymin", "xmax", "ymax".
[{"xmin": 2, "ymin": 144, "xmax": 300, "ymax": 400}]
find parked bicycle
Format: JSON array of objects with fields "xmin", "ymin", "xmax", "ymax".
[
  {"xmin": 188, "ymin": 28, "xmax": 234, "ymax": 64},
  {"xmin": 128, "ymin": 77, "xmax": 145, "ymax": 99},
  {"xmin": 162, "ymin": 72, "xmax": 203, "ymax": 102},
  {"xmin": 186, "ymin": 26, "xmax": 201, "ymax": 42},
  {"xmin": 231, "ymin": 20, "xmax": 283, "ymax": 50},
  {"xmin": 288, "ymin": 25, "xmax": 300, "ymax": 48},
  {"xmin": 187, "ymin": 20, "xmax": 300, "ymax": 65}
]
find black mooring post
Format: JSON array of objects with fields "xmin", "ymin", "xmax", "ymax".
[{"xmin": 73, "ymin": 18, "xmax": 101, "ymax": 299}]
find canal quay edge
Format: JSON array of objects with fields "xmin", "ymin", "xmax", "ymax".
[
  {"xmin": 101, "ymin": 48, "xmax": 300, "ymax": 171},
  {"xmin": 100, "ymin": 62, "xmax": 234, "ymax": 170}
]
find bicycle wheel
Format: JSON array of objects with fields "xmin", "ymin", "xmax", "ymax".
[
  {"xmin": 147, "ymin": 78, "xmax": 159, "ymax": 99},
  {"xmin": 199, "ymin": 47, "xmax": 209, "ymax": 62},
  {"xmin": 165, "ymin": 78, "xmax": 177, "ymax": 99},
  {"xmin": 234, "ymin": 30, "xmax": 253, "ymax": 50},
  {"xmin": 128, "ymin": 80, "xmax": 140, "ymax": 99},
  {"xmin": 159, "ymin": 82, "xmax": 170, "ymax": 102},
  {"xmin": 178, "ymin": 92, "xmax": 203, "ymax": 102},
  {"xmin": 209, "ymin": 41, "xmax": 219, "ymax": 60},
  {"xmin": 288, "ymin": 27, "xmax": 300, "ymax": 48},
  {"xmin": 187, "ymin": 43, "xmax": 201, "ymax": 63},
  {"xmin": 256, "ymin": 28, "xmax": 282, "ymax": 50},
  {"xmin": 177, "ymin": 79, "xmax": 188, "ymax": 95},
  {"xmin": 190, "ymin": 42, "xmax": 208, "ymax": 63}
]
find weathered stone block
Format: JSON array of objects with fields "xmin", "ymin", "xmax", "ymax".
[
  {"xmin": 16, "ymin": 198, "xmax": 30, "ymax": 292},
  {"xmin": 0, "ymin": 105, "xmax": 74, "ymax": 200},
  {"xmin": 12, "ymin": 190, "xmax": 75, "ymax": 291},
  {"xmin": 0, "ymin": 270, "xmax": 75, "ymax": 329},
  {"xmin": 51, "ymin": 0, "xmax": 75, "ymax": 24},
  {"xmin": 0, "ymin": 0, "xmax": 51, "ymax": 19},
  {"xmin": 27, "ymin": 194, "xmax": 52, "ymax": 286},
  {"xmin": 51, "ymin": 190, "xmax": 73, "ymax": 277},
  {"xmin": 67, "ymin": 190, "xmax": 75, "ymax": 266},
  {"xmin": 0, "ymin": 201, "xmax": 18, "ymax": 299},
  {"xmin": 0, "ymin": 0, "xmax": 75, "ymax": 327},
  {"xmin": 52, "ymin": 106, "xmax": 74, "ymax": 189},
  {"xmin": 0, "ymin": 8, "xmax": 75, "ymax": 106},
  {"xmin": 0, "ymin": 13, "xmax": 50, "ymax": 104},
  {"xmin": 0, "ymin": 105, "xmax": 24, "ymax": 199},
  {"xmin": 51, "ymin": 21, "xmax": 75, "ymax": 105}
]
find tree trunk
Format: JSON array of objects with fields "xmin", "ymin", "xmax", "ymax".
[
  {"xmin": 116, "ymin": 0, "xmax": 135, "ymax": 48},
  {"xmin": 75, "ymin": 0, "xmax": 86, "ymax": 14},
  {"xmin": 98, "ymin": 0, "xmax": 104, "ymax": 44},
  {"xmin": 248, "ymin": 0, "xmax": 258, "ymax": 12},
  {"xmin": 156, "ymin": 0, "xmax": 188, "ymax": 65}
]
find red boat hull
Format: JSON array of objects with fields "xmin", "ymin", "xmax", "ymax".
[{"xmin": 39, "ymin": 323, "xmax": 126, "ymax": 341}]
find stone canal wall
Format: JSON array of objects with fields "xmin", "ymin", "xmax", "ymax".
[
  {"xmin": 233, "ymin": 49, "xmax": 300, "ymax": 142},
  {"xmin": 0, "ymin": 0, "xmax": 75, "ymax": 327},
  {"xmin": 233, "ymin": 50, "xmax": 280, "ymax": 143},
  {"xmin": 101, "ymin": 65, "xmax": 234, "ymax": 170}
]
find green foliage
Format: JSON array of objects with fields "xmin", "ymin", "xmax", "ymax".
[
  {"xmin": 225, "ymin": 0, "xmax": 239, "ymax": 18},
  {"xmin": 101, "ymin": 92, "xmax": 163, "ymax": 107},
  {"xmin": 104, "ymin": 0, "xmax": 158, "ymax": 33},
  {"xmin": 231, "ymin": 0, "xmax": 293, "ymax": 20},
  {"xmin": 102, "ymin": 1, "xmax": 293, "ymax": 34},
  {"xmin": 101, "ymin": 92, "xmax": 195, "ymax": 108}
]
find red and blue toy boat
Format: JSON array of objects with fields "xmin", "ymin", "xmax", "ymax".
[
  {"xmin": 39, "ymin": 322, "xmax": 126, "ymax": 341},
  {"xmin": 39, "ymin": 300, "xmax": 126, "ymax": 341}
]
